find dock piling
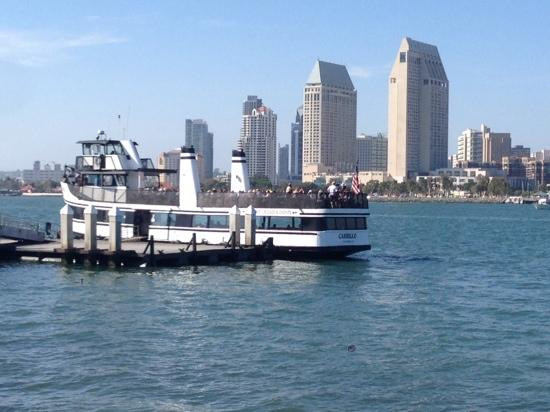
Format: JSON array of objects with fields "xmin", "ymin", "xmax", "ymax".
[
  {"xmin": 244, "ymin": 205, "xmax": 256, "ymax": 246},
  {"xmin": 229, "ymin": 205, "xmax": 241, "ymax": 247},
  {"xmin": 108, "ymin": 207, "xmax": 122, "ymax": 252},
  {"xmin": 59, "ymin": 205, "xmax": 74, "ymax": 250},
  {"xmin": 84, "ymin": 205, "xmax": 97, "ymax": 252}
]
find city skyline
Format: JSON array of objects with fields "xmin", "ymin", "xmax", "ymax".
[{"xmin": 1, "ymin": 1, "xmax": 550, "ymax": 171}]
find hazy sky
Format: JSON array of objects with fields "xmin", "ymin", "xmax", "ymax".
[{"xmin": 1, "ymin": 0, "xmax": 549, "ymax": 171}]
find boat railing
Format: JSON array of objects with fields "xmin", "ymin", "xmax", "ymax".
[
  {"xmin": 197, "ymin": 192, "xmax": 368, "ymax": 209},
  {"xmin": 68, "ymin": 185, "xmax": 179, "ymax": 206},
  {"xmin": 67, "ymin": 185, "xmax": 368, "ymax": 209}
]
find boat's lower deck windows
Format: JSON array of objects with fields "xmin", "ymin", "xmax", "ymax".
[
  {"xmin": 256, "ymin": 216, "xmax": 367, "ymax": 231},
  {"xmin": 150, "ymin": 213, "xmax": 228, "ymax": 229}
]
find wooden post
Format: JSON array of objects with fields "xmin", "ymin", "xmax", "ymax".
[
  {"xmin": 149, "ymin": 235, "xmax": 155, "ymax": 266},
  {"xmin": 229, "ymin": 205, "xmax": 241, "ymax": 247},
  {"xmin": 244, "ymin": 205, "xmax": 256, "ymax": 246},
  {"xmin": 84, "ymin": 205, "xmax": 97, "ymax": 252},
  {"xmin": 59, "ymin": 205, "xmax": 74, "ymax": 250},
  {"xmin": 108, "ymin": 207, "xmax": 122, "ymax": 252}
]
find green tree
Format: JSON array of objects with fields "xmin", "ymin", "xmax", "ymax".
[
  {"xmin": 364, "ymin": 180, "xmax": 380, "ymax": 194},
  {"xmin": 441, "ymin": 176, "xmax": 454, "ymax": 195},
  {"xmin": 250, "ymin": 175, "xmax": 272, "ymax": 189},
  {"xmin": 475, "ymin": 176, "xmax": 489, "ymax": 196},
  {"xmin": 487, "ymin": 177, "xmax": 508, "ymax": 196}
]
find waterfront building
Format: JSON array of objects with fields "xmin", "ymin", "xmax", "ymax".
[
  {"xmin": 302, "ymin": 60, "xmax": 357, "ymax": 181},
  {"xmin": 387, "ymin": 37, "xmax": 449, "ymax": 181},
  {"xmin": 356, "ymin": 133, "xmax": 387, "ymax": 171},
  {"xmin": 185, "ymin": 119, "xmax": 213, "ymax": 180},
  {"xmin": 278, "ymin": 144, "xmax": 289, "ymax": 183},
  {"xmin": 290, "ymin": 106, "xmax": 303, "ymax": 181},
  {"xmin": 457, "ymin": 128, "xmax": 483, "ymax": 164},
  {"xmin": 22, "ymin": 161, "xmax": 63, "ymax": 183},
  {"xmin": 240, "ymin": 100, "xmax": 277, "ymax": 183},
  {"xmin": 158, "ymin": 149, "xmax": 180, "ymax": 189},
  {"xmin": 418, "ymin": 167, "xmax": 505, "ymax": 187},
  {"xmin": 511, "ymin": 145, "xmax": 531, "ymax": 158},
  {"xmin": 501, "ymin": 155, "xmax": 550, "ymax": 189},
  {"xmin": 481, "ymin": 124, "xmax": 511, "ymax": 164}
]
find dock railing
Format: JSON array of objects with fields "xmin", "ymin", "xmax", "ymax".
[{"xmin": 0, "ymin": 213, "xmax": 59, "ymax": 241}]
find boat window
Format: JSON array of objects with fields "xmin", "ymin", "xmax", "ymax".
[
  {"xmin": 209, "ymin": 215, "xmax": 228, "ymax": 228},
  {"xmin": 115, "ymin": 175, "xmax": 127, "ymax": 186},
  {"xmin": 256, "ymin": 216, "xmax": 267, "ymax": 229},
  {"xmin": 335, "ymin": 218, "xmax": 346, "ymax": 230},
  {"xmin": 106, "ymin": 142, "xmax": 124, "ymax": 155},
  {"xmin": 346, "ymin": 217, "xmax": 356, "ymax": 230},
  {"xmin": 192, "ymin": 215, "xmax": 208, "ymax": 228},
  {"xmin": 102, "ymin": 175, "xmax": 115, "ymax": 187},
  {"xmin": 97, "ymin": 210, "xmax": 108, "ymax": 222},
  {"xmin": 326, "ymin": 217, "xmax": 336, "ymax": 230},
  {"xmin": 83, "ymin": 174, "xmax": 101, "ymax": 186},
  {"xmin": 123, "ymin": 211, "xmax": 134, "ymax": 224},
  {"xmin": 174, "ymin": 214, "xmax": 192, "ymax": 227},
  {"xmin": 302, "ymin": 217, "xmax": 322, "ymax": 231},
  {"xmin": 356, "ymin": 217, "xmax": 367, "ymax": 230},
  {"xmin": 151, "ymin": 213, "xmax": 170, "ymax": 226},
  {"xmin": 82, "ymin": 144, "xmax": 91, "ymax": 155},
  {"xmin": 73, "ymin": 206, "xmax": 84, "ymax": 220},
  {"xmin": 90, "ymin": 144, "xmax": 104, "ymax": 156},
  {"xmin": 269, "ymin": 216, "xmax": 296, "ymax": 230}
]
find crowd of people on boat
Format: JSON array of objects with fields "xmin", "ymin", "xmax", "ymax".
[{"xmin": 202, "ymin": 182, "xmax": 363, "ymax": 208}]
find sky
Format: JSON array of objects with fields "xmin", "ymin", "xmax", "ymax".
[{"xmin": 1, "ymin": 0, "xmax": 549, "ymax": 171}]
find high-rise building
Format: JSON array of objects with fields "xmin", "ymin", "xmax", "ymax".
[
  {"xmin": 278, "ymin": 144, "xmax": 289, "ymax": 183},
  {"xmin": 290, "ymin": 106, "xmax": 303, "ymax": 181},
  {"xmin": 511, "ymin": 145, "xmax": 531, "ymax": 158},
  {"xmin": 457, "ymin": 128, "xmax": 483, "ymax": 164},
  {"xmin": 302, "ymin": 60, "xmax": 357, "ymax": 181},
  {"xmin": 240, "ymin": 100, "xmax": 277, "ymax": 183},
  {"xmin": 481, "ymin": 124, "xmax": 511, "ymax": 164},
  {"xmin": 535, "ymin": 149, "xmax": 550, "ymax": 162},
  {"xmin": 387, "ymin": 37, "xmax": 449, "ymax": 181},
  {"xmin": 356, "ymin": 133, "xmax": 388, "ymax": 171},
  {"xmin": 185, "ymin": 119, "xmax": 214, "ymax": 180},
  {"xmin": 158, "ymin": 149, "xmax": 180, "ymax": 189},
  {"xmin": 242, "ymin": 95, "xmax": 263, "ymax": 116}
]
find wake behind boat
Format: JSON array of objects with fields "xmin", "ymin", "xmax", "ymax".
[{"xmin": 61, "ymin": 132, "xmax": 371, "ymax": 258}]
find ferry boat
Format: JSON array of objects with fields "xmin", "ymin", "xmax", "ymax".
[{"xmin": 61, "ymin": 131, "xmax": 371, "ymax": 258}]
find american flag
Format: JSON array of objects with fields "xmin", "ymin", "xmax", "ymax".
[{"xmin": 351, "ymin": 162, "xmax": 360, "ymax": 194}]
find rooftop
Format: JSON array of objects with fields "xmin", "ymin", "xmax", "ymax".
[{"xmin": 306, "ymin": 60, "xmax": 355, "ymax": 90}]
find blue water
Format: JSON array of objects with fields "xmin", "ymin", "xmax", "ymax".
[{"xmin": 2, "ymin": 197, "xmax": 550, "ymax": 410}]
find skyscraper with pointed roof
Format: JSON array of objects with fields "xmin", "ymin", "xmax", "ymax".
[
  {"xmin": 387, "ymin": 37, "xmax": 449, "ymax": 181},
  {"xmin": 302, "ymin": 60, "xmax": 357, "ymax": 181}
]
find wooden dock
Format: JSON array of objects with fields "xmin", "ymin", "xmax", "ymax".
[{"xmin": 0, "ymin": 237, "xmax": 274, "ymax": 268}]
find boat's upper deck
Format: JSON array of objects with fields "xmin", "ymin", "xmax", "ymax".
[{"xmin": 65, "ymin": 184, "xmax": 368, "ymax": 210}]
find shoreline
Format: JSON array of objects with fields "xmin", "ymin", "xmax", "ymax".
[
  {"xmin": 369, "ymin": 196, "xmax": 510, "ymax": 204},
  {"xmin": 21, "ymin": 193, "xmax": 62, "ymax": 197}
]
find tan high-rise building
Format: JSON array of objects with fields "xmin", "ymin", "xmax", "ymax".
[
  {"xmin": 302, "ymin": 60, "xmax": 356, "ymax": 181},
  {"xmin": 481, "ymin": 124, "xmax": 511, "ymax": 164},
  {"xmin": 387, "ymin": 37, "xmax": 449, "ymax": 181}
]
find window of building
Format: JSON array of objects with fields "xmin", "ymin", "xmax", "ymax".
[{"xmin": 400, "ymin": 52, "xmax": 406, "ymax": 62}]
